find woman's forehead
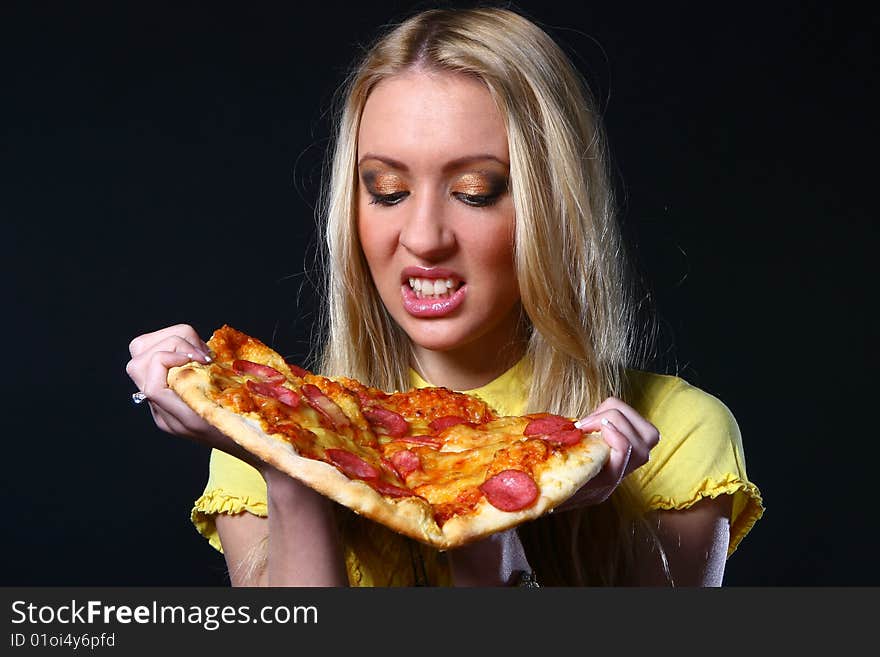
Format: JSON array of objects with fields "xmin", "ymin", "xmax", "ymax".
[{"xmin": 358, "ymin": 70, "xmax": 509, "ymax": 169}]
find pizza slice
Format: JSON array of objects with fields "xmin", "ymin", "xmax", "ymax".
[{"xmin": 168, "ymin": 325, "xmax": 609, "ymax": 549}]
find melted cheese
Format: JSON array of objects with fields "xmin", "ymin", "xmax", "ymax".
[{"xmin": 206, "ymin": 325, "xmax": 563, "ymax": 525}]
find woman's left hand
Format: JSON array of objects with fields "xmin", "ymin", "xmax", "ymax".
[{"xmin": 556, "ymin": 397, "xmax": 661, "ymax": 510}]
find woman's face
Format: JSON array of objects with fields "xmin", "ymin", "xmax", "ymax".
[{"xmin": 357, "ymin": 69, "xmax": 521, "ymax": 359}]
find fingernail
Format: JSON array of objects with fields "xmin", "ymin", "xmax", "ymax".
[{"xmin": 575, "ymin": 414, "xmax": 596, "ymax": 429}]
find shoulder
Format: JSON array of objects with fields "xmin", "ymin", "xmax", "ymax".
[
  {"xmin": 623, "ymin": 369, "xmax": 747, "ymax": 483},
  {"xmin": 623, "ymin": 369, "xmax": 739, "ymax": 439},
  {"xmin": 623, "ymin": 371, "xmax": 764, "ymax": 555}
]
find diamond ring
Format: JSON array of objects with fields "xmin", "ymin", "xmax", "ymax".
[{"xmin": 132, "ymin": 391, "xmax": 148, "ymax": 405}]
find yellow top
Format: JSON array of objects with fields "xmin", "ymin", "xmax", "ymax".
[{"xmin": 191, "ymin": 360, "xmax": 764, "ymax": 586}]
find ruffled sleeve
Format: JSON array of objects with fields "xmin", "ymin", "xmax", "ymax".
[
  {"xmin": 191, "ymin": 449, "xmax": 451, "ymax": 586},
  {"xmin": 190, "ymin": 449, "xmax": 268, "ymax": 553},
  {"xmin": 626, "ymin": 371, "xmax": 764, "ymax": 555}
]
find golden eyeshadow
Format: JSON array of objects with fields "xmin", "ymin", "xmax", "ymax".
[
  {"xmin": 362, "ymin": 171, "xmax": 406, "ymax": 195},
  {"xmin": 451, "ymin": 172, "xmax": 508, "ymax": 196}
]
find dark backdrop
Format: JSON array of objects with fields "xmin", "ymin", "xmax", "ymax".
[{"xmin": 2, "ymin": 1, "xmax": 875, "ymax": 586}]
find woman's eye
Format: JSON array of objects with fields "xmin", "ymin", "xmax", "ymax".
[
  {"xmin": 453, "ymin": 192, "xmax": 501, "ymax": 207},
  {"xmin": 368, "ymin": 191, "xmax": 409, "ymax": 206}
]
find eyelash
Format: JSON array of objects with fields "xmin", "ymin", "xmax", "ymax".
[
  {"xmin": 453, "ymin": 192, "xmax": 501, "ymax": 208},
  {"xmin": 368, "ymin": 192, "xmax": 409, "ymax": 206},
  {"xmin": 368, "ymin": 191, "xmax": 501, "ymax": 208}
]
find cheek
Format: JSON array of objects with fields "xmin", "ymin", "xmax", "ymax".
[
  {"xmin": 478, "ymin": 218, "xmax": 519, "ymax": 301},
  {"xmin": 470, "ymin": 220, "xmax": 516, "ymax": 273},
  {"xmin": 357, "ymin": 206, "xmax": 398, "ymax": 275}
]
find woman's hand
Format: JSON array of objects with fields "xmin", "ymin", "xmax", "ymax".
[
  {"xmin": 128, "ymin": 324, "xmax": 348, "ymax": 586},
  {"xmin": 557, "ymin": 397, "xmax": 661, "ymax": 510},
  {"xmin": 125, "ymin": 323, "xmax": 264, "ymax": 470}
]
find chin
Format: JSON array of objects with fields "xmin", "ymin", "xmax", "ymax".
[
  {"xmin": 391, "ymin": 313, "xmax": 465, "ymax": 350},
  {"xmin": 402, "ymin": 325, "xmax": 467, "ymax": 353}
]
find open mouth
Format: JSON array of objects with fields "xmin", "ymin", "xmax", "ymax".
[
  {"xmin": 406, "ymin": 276, "xmax": 465, "ymax": 299},
  {"xmin": 399, "ymin": 273, "xmax": 467, "ymax": 318}
]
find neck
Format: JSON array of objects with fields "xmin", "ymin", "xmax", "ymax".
[{"xmin": 410, "ymin": 309, "xmax": 528, "ymax": 391}]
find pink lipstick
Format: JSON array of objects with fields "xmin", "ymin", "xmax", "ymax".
[{"xmin": 400, "ymin": 266, "xmax": 467, "ymax": 318}]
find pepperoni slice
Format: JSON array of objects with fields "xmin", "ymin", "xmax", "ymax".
[
  {"xmin": 523, "ymin": 415, "xmax": 574, "ymax": 436},
  {"xmin": 362, "ymin": 407, "xmax": 409, "ymax": 437},
  {"xmin": 285, "ymin": 361, "xmax": 310, "ymax": 378},
  {"xmin": 379, "ymin": 457, "xmax": 399, "ymax": 478},
  {"xmin": 369, "ymin": 480, "xmax": 413, "ymax": 498},
  {"xmin": 233, "ymin": 359, "xmax": 286, "ymax": 383},
  {"xmin": 429, "ymin": 416, "xmax": 470, "ymax": 432},
  {"xmin": 390, "ymin": 435, "xmax": 442, "ymax": 448},
  {"xmin": 246, "ymin": 380, "xmax": 301, "ymax": 408},
  {"xmin": 390, "ymin": 449, "xmax": 421, "ymax": 478},
  {"xmin": 356, "ymin": 390, "xmax": 373, "ymax": 407},
  {"xmin": 479, "ymin": 470, "xmax": 540, "ymax": 511},
  {"xmin": 324, "ymin": 448, "xmax": 379, "ymax": 480},
  {"xmin": 539, "ymin": 429, "xmax": 585, "ymax": 446},
  {"xmin": 301, "ymin": 384, "xmax": 350, "ymax": 429}
]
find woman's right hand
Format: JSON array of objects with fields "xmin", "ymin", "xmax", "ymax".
[
  {"xmin": 128, "ymin": 325, "xmax": 348, "ymax": 586},
  {"xmin": 125, "ymin": 323, "xmax": 263, "ymax": 469}
]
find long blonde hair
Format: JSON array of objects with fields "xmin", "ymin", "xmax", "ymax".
[{"xmin": 317, "ymin": 6, "xmax": 660, "ymax": 586}]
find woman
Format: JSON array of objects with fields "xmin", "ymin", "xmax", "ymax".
[{"xmin": 126, "ymin": 7, "xmax": 763, "ymax": 586}]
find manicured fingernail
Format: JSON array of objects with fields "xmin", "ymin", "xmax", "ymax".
[{"xmin": 575, "ymin": 414, "xmax": 598, "ymax": 430}]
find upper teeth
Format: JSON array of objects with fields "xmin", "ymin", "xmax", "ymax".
[{"xmin": 408, "ymin": 277, "xmax": 457, "ymax": 297}]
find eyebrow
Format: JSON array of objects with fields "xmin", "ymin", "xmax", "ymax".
[{"xmin": 357, "ymin": 153, "xmax": 509, "ymax": 172}]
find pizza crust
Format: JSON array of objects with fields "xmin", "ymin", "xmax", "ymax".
[
  {"xmin": 168, "ymin": 361, "xmax": 610, "ymax": 549},
  {"xmin": 439, "ymin": 437, "xmax": 608, "ymax": 547},
  {"xmin": 169, "ymin": 363, "xmax": 446, "ymax": 546}
]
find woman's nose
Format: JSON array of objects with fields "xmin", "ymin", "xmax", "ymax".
[{"xmin": 398, "ymin": 191, "xmax": 456, "ymax": 261}]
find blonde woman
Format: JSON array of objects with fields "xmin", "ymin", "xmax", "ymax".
[{"xmin": 126, "ymin": 7, "xmax": 763, "ymax": 586}]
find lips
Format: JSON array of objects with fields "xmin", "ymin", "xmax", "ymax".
[
  {"xmin": 401, "ymin": 283, "xmax": 466, "ymax": 317},
  {"xmin": 400, "ymin": 266, "xmax": 466, "ymax": 318}
]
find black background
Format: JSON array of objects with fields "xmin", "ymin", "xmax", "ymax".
[{"xmin": 2, "ymin": 1, "xmax": 875, "ymax": 586}]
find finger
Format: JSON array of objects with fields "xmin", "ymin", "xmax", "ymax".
[
  {"xmin": 126, "ymin": 336, "xmax": 212, "ymax": 389},
  {"xmin": 606, "ymin": 427, "xmax": 636, "ymax": 479},
  {"xmin": 146, "ymin": 387, "xmax": 204, "ymax": 433},
  {"xmin": 138, "ymin": 349, "xmax": 225, "ymax": 437},
  {"xmin": 589, "ymin": 417, "xmax": 634, "ymax": 478},
  {"xmin": 612, "ymin": 405, "xmax": 660, "ymax": 449},
  {"xmin": 575, "ymin": 408, "xmax": 636, "ymax": 439},
  {"xmin": 144, "ymin": 348, "xmax": 204, "ymax": 396},
  {"xmin": 143, "ymin": 373, "xmax": 224, "ymax": 441},
  {"xmin": 574, "ymin": 410, "xmax": 650, "ymax": 470},
  {"xmin": 586, "ymin": 397, "xmax": 661, "ymax": 448},
  {"xmin": 129, "ymin": 324, "xmax": 210, "ymax": 358},
  {"xmin": 149, "ymin": 405, "xmax": 190, "ymax": 436},
  {"xmin": 149, "ymin": 396, "xmax": 217, "ymax": 441},
  {"xmin": 143, "ymin": 383, "xmax": 217, "ymax": 441},
  {"xmin": 149, "ymin": 400, "xmax": 261, "ymax": 467}
]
